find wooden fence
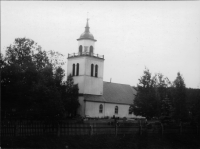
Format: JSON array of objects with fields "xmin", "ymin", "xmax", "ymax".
[{"xmin": 1, "ymin": 120, "xmax": 199, "ymax": 137}]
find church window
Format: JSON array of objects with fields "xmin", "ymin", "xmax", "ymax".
[
  {"xmin": 79, "ymin": 45, "xmax": 82, "ymax": 54},
  {"xmin": 91, "ymin": 64, "xmax": 94, "ymax": 76},
  {"xmin": 115, "ymin": 106, "xmax": 118, "ymax": 114},
  {"xmin": 90, "ymin": 46, "xmax": 93, "ymax": 55},
  {"xmin": 72, "ymin": 64, "xmax": 75, "ymax": 76},
  {"xmin": 95, "ymin": 65, "xmax": 98, "ymax": 77},
  {"xmin": 76, "ymin": 63, "xmax": 79, "ymax": 76},
  {"xmin": 129, "ymin": 106, "xmax": 132, "ymax": 115},
  {"xmin": 99, "ymin": 104, "xmax": 103, "ymax": 113}
]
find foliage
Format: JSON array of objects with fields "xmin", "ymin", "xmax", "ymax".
[
  {"xmin": 1, "ymin": 37, "xmax": 78, "ymax": 120},
  {"xmin": 62, "ymin": 74, "xmax": 80, "ymax": 117},
  {"xmin": 172, "ymin": 72, "xmax": 188, "ymax": 121},
  {"xmin": 132, "ymin": 68, "xmax": 157, "ymax": 119},
  {"xmin": 133, "ymin": 68, "xmax": 173, "ymax": 120},
  {"xmin": 186, "ymin": 88, "xmax": 200, "ymax": 123}
]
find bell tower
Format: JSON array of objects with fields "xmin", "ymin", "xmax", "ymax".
[{"xmin": 67, "ymin": 19, "xmax": 104, "ymax": 95}]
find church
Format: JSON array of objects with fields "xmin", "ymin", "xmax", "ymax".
[{"xmin": 67, "ymin": 19, "xmax": 137, "ymax": 118}]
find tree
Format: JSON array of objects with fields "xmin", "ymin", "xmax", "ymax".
[
  {"xmin": 132, "ymin": 68, "xmax": 173, "ymax": 119},
  {"xmin": 172, "ymin": 72, "xmax": 188, "ymax": 121},
  {"xmin": 132, "ymin": 68, "xmax": 157, "ymax": 119},
  {"xmin": 1, "ymin": 37, "xmax": 79, "ymax": 120},
  {"xmin": 62, "ymin": 74, "xmax": 80, "ymax": 118}
]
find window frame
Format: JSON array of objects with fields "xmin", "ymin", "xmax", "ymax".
[
  {"xmin": 76, "ymin": 63, "xmax": 79, "ymax": 76},
  {"xmin": 95, "ymin": 64, "xmax": 98, "ymax": 77},
  {"xmin": 115, "ymin": 106, "xmax": 118, "ymax": 114},
  {"xmin": 91, "ymin": 64, "xmax": 94, "ymax": 77},
  {"xmin": 99, "ymin": 104, "xmax": 103, "ymax": 113},
  {"xmin": 72, "ymin": 64, "xmax": 75, "ymax": 76}
]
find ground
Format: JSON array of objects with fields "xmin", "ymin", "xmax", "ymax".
[{"xmin": 1, "ymin": 133, "xmax": 199, "ymax": 148}]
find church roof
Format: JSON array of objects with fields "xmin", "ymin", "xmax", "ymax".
[
  {"xmin": 77, "ymin": 19, "xmax": 97, "ymax": 42},
  {"xmin": 84, "ymin": 82, "xmax": 137, "ymax": 105}
]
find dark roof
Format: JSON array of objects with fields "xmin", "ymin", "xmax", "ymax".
[{"xmin": 84, "ymin": 82, "xmax": 136, "ymax": 105}]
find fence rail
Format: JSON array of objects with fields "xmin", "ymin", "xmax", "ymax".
[{"xmin": 1, "ymin": 120, "xmax": 199, "ymax": 137}]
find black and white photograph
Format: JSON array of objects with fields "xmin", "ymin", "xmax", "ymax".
[{"xmin": 1, "ymin": 1, "xmax": 200, "ymax": 148}]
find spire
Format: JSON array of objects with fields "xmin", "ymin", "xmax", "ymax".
[{"xmin": 85, "ymin": 18, "xmax": 90, "ymax": 33}]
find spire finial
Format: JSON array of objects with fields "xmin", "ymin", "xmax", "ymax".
[{"xmin": 86, "ymin": 12, "xmax": 89, "ymax": 28}]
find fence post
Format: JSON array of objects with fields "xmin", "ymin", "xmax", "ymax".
[
  {"xmin": 139, "ymin": 121, "xmax": 142, "ymax": 135},
  {"xmin": 15, "ymin": 121, "xmax": 19, "ymax": 136},
  {"xmin": 160, "ymin": 123, "xmax": 163, "ymax": 136},
  {"xmin": 115, "ymin": 123, "xmax": 118, "ymax": 136},
  {"xmin": 90, "ymin": 125, "xmax": 93, "ymax": 136},
  {"xmin": 57, "ymin": 123, "xmax": 60, "ymax": 137},
  {"xmin": 179, "ymin": 122, "xmax": 182, "ymax": 135}
]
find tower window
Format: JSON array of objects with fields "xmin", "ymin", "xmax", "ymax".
[
  {"xmin": 90, "ymin": 46, "xmax": 93, "ymax": 55},
  {"xmin": 95, "ymin": 65, "xmax": 98, "ymax": 77},
  {"xmin": 79, "ymin": 45, "xmax": 82, "ymax": 54},
  {"xmin": 115, "ymin": 106, "xmax": 118, "ymax": 114},
  {"xmin": 72, "ymin": 64, "xmax": 75, "ymax": 76},
  {"xmin": 91, "ymin": 64, "xmax": 94, "ymax": 77},
  {"xmin": 76, "ymin": 63, "xmax": 79, "ymax": 76},
  {"xmin": 99, "ymin": 104, "xmax": 103, "ymax": 113}
]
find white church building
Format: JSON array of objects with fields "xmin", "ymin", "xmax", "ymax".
[{"xmin": 67, "ymin": 19, "xmax": 137, "ymax": 118}]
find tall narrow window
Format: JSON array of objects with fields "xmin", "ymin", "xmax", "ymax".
[
  {"xmin": 95, "ymin": 65, "xmax": 98, "ymax": 77},
  {"xmin": 99, "ymin": 104, "xmax": 103, "ymax": 113},
  {"xmin": 76, "ymin": 63, "xmax": 79, "ymax": 76},
  {"xmin": 72, "ymin": 64, "xmax": 75, "ymax": 76},
  {"xmin": 90, "ymin": 46, "xmax": 93, "ymax": 55},
  {"xmin": 129, "ymin": 106, "xmax": 132, "ymax": 115},
  {"xmin": 115, "ymin": 106, "xmax": 118, "ymax": 114},
  {"xmin": 79, "ymin": 45, "xmax": 82, "ymax": 54},
  {"xmin": 91, "ymin": 64, "xmax": 94, "ymax": 76}
]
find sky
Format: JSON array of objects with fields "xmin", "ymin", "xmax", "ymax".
[{"xmin": 1, "ymin": 1, "xmax": 200, "ymax": 88}]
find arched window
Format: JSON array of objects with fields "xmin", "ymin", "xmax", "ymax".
[
  {"xmin": 79, "ymin": 45, "xmax": 82, "ymax": 54},
  {"xmin": 90, "ymin": 46, "xmax": 93, "ymax": 55},
  {"xmin": 95, "ymin": 65, "xmax": 98, "ymax": 77},
  {"xmin": 115, "ymin": 106, "xmax": 118, "ymax": 114},
  {"xmin": 72, "ymin": 64, "xmax": 75, "ymax": 76},
  {"xmin": 129, "ymin": 106, "xmax": 132, "ymax": 115},
  {"xmin": 91, "ymin": 64, "xmax": 94, "ymax": 76},
  {"xmin": 76, "ymin": 63, "xmax": 79, "ymax": 76},
  {"xmin": 99, "ymin": 104, "xmax": 103, "ymax": 113}
]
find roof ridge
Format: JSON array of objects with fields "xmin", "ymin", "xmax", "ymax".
[{"xmin": 103, "ymin": 81, "xmax": 131, "ymax": 86}]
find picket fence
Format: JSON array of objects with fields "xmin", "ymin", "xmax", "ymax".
[{"xmin": 1, "ymin": 120, "xmax": 199, "ymax": 137}]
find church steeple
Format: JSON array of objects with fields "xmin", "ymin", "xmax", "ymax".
[
  {"xmin": 85, "ymin": 18, "xmax": 90, "ymax": 32},
  {"xmin": 77, "ymin": 19, "xmax": 97, "ymax": 42},
  {"xmin": 67, "ymin": 19, "xmax": 104, "ymax": 95}
]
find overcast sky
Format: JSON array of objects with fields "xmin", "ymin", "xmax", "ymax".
[{"xmin": 1, "ymin": 1, "xmax": 200, "ymax": 88}]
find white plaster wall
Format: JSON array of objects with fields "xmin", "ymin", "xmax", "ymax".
[
  {"xmin": 67, "ymin": 57, "xmax": 86, "ymax": 77},
  {"xmin": 78, "ymin": 40, "xmax": 95, "ymax": 53},
  {"xmin": 84, "ymin": 101, "xmax": 136, "ymax": 118},
  {"xmin": 77, "ymin": 96, "xmax": 85, "ymax": 117},
  {"xmin": 67, "ymin": 56, "xmax": 104, "ymax": 95},
  {"xmin": 85, "ymin": 102, "xmax": 105, "ymax": 118},
  {"xmin": 85, "ymin": 57, "xmax": 104, "ymax": 78},
  {"xmin": 105, "ymin": 103, "xmax": 134, "ymax": 118}
]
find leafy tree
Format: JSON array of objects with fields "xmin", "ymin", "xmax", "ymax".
[
  {"xmin": 1, "ymin": 37, "xmax": 78, "ymax": 120},
  {"xmin": 132, "ymin": 68, "xmax": 173, "ymax": 119},
  {"xmin": 132, "ymin": 68, "xmax": 157, "ymax": 119},
  {"xmin": 172, "ymin": 72, "xmax": 188, "ymax": 121},
  {"xmin": 62, "ymin": 74, "xmax": 79, "ymax": 118}
]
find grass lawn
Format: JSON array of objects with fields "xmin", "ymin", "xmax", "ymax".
[{"xmin": 1, "ymin": 133, "xmax": 199, "ymax": 149}]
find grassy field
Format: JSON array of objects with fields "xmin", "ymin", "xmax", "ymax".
[{"xmin": 1, "ymin": 133, "xmax": 199, "ymax": 149}]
